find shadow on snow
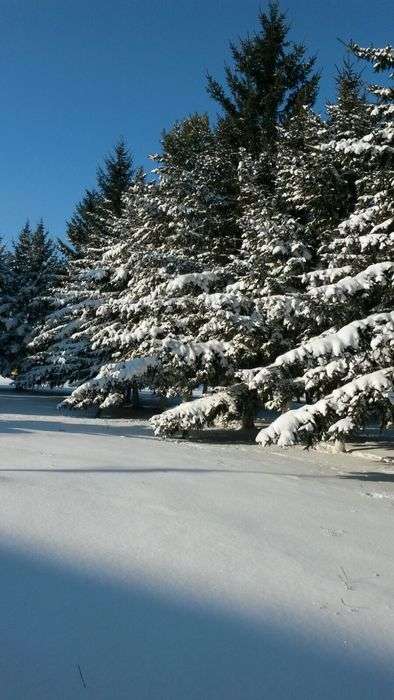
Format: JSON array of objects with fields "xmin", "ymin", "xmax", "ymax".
[{"xmin": 0, "ymin": 541, "xmax": 393, "ymax": 699}]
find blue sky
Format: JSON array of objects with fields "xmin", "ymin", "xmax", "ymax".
[{"xmin": 0, "ymin": 0, "xmax": 392, "ymax": 244}]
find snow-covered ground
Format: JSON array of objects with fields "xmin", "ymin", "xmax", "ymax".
[{"xmin": 1, "ymin": 389, "xmax": 394, "ymax": 699}]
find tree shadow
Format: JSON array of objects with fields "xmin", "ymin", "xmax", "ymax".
[
  {"xmin": 172, "ymin": 427, "xmax": 260, "ymax": 444},
  {"xmin": 0, "ymin": 390, "xmax": 64, "ymax": 418},
  {"xmin": 0, "ymin": 467, "xmax": 251, "ymax": 475},
  {"xmin": 347, "ymin": 442, "xmax": 394, "ymax": 453},
  {"xmin": 340, "ymin": 471, "xmax": 394, "ymax": 483},
  {"xmin": 0, "ymin": 541, "xmax": 393, "ymax": 699},
  {"xmin": 0, "ymin": 418, "xmax": 156, "ymax": 440}
]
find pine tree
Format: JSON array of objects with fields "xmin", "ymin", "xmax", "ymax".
[
  {"xmin": 61, "ymin": 189, "xmax": 102, "ymax": 259},
  {"xmin": 18, "ymin": 206, "xmax": 127, "ymax": 390},
  {"xmin": 20, "ymin": 141, "xmax": 142, "ymax": 389},
  {"xmin": 0, "ymin": 238, "xmax": 14, "ymax": 375},
  {"xmin": 9, "ymin": 221, "xmax": 60, "ymax": 374},
  {"xmin": 321, "ymin": 45, "xmax": 393, "ymax": 275},
  {"xmin": 97, "ymin": 139, "xmax": 135, "ymax": 217},
  {"xmin": 151, "ymin": 44, "xmax": 393, "ymax": 445},
  {"xmin": 207, "ymin": 1, "xmax": 319, "ymax": 156},
  {"xmin": 61, "ymin": 139, "xmax": 136, "ymax": 259},
  {"xmin": 250, "ymin": 44, "xmax": 394, "ymax": 446},
  {"xmin": 327, "ymin": 60, "xmax": 370, "ymax": 142},
  {"xmin": 61, "ymin": 118, "xmax": 262, "ymax": 410}
]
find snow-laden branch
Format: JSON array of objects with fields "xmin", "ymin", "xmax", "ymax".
[
  {"xmin": 301, "ymin": 266, "xmax": 352, "ymax": 288},
  {"xmin": 256, "ymin": 263, "xmax": 393, "ymax": 333},
  {"xmin": 241, "ymin": 312, "xmax": 394, "ymax": 390},
  {"xmin": 60, "ymin": 356, "xmax": 159, "ymax": 409},
  {"xmin": 61, "ymin": 336, "xmax": 233, "ymax": 409},
  {"xmin": 349, "ymin": 43, "xmax": 394, "ymax": 71},
  {"xmin": 307, "ymin": 262, "xmax": 393, "ymax": 301},
  {"xmin": 256, "ymin": 367, "xmax": 393, "ymax": 447},
  {"xmin": 151, "ymin": 389, "xmax": 238, "ymax": 436},
  {"xmin": 150, "ymin": 383, "xmax": 256, "ymax": 436},
  {"xmin": 165, "ymin": 271, "xmax": 224, "ymax": 294}
]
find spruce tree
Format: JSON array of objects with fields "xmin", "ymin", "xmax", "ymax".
[
  {"xmin": 61, "ymin": 189, "xmax": 102, "ymax": 259},
  {"xmin": 207, "ymin": 1, "xmax": 319, "ymax": 156},
  {"xmin": 97, "ymin": 139, "xmax": 135, "ymax": 217},
  {"xmin": 19, "ymin": 154, "xmax": 142, "ymax": 390},
  {"xmin": 9, "ymin": 220, "xmax": 59, "ymax": 374},
  {"xmin": 0, "ymin": 238, "xmax": 14, "ymax": 375},
  {"xmin": 321, "ymin": 45, "xmax": 394, "ymax": 276},
  {"xmin": 61, "ymin": 139, "xmax": 135, "ymax": 259},
  {"xmin": 256, "ymin": 43, "xmax": 393, "ymax": 445},
  {"xmin": 61, "ymin": 118, "xmax": 262, "ymax": 410},
  {"xmin": 152, "ymin": 43, "xmax": 393, "ymax": 445}
]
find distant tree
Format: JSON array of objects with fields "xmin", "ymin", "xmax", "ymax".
[
  {"xmin": 21, "ymin": 142, "xmax": 144, "ymax": 389},
  {"xmin": 29, "ymin": 220, "xmax": 61, "ymax": 322},
  {"xmin": 8, "ymin": 220, "xmax": 59, "ymax": 373},
  {"xmin": 12, "ymin": 220, "xmax": 32, "ymax": 280},
  {"xmin": 0, "ymin": 238, "xmax": 14, "ymax": 374},
  {"xmin": 328, "ymin": 60, "xmax": 369, "ymax": 141},
  {"xmin": 61, "ymin": 139, "xmax": 137, "ymax": 259},
  {"xmin": 61, "ymin": 189, "xmax": 103, "ymax": 259},
  {"xmin": 207, "ymin": 1, "xmax": 319, "ymax": 156},
  {"xmin": 97, "ymin": 139, "xmax": 136, "ymax": 217}
]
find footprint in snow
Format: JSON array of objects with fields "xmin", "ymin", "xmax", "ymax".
[{"xmin": 321, "ymin": 527, "xmax": 346, "ymax": 537}]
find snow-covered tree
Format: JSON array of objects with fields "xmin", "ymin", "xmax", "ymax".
[
  {"xmin": 253, "ymin": 44, "xmax": 393, "ymax": 447},
  {"xmin": 6, "ymin": 221, "xmax": 60, "ymax": 375},
  {"xmin": 17, "ymin": 218, "xmax": 125, "ymax": 389},
  {"xmin": 151, "ymin": 44, "xmax": 393, "ymax": 447},
  {"xmin": 60, "ymin": 140, "xmax": 136, "ymax": 259},
  {"xmin": 62, "ymin": 189, "xmax": 103, "ymax": 259},
  {"xmin": 19, "ymin": 143, "xmax": 141, "ymax": 389},
  {"xmin": 321, "ymin": 45, "xmax": 393, "ymax": 273},
  {"xmin": 0, "ymin": 239, "xmax": 14, "ymax": 375},
  {"xmin": 60, "ymin": 117, "xmax": 267, "ymax": 410}
]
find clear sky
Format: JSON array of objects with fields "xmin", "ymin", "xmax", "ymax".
[{"xmin": 0, "ymin": 0, "xmax": 392, "ymax": 244}]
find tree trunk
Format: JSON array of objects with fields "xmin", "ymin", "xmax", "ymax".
[
  {"xmin": 131, "ymin": 381, "xmax": 140, "ymax": 408},
  {"xmin": 241, "ymin": 413, "xmax": 255, "ymax": 431},
  {"xmin": 158, "ymin": 394, "xmax": 167, "ymax": 410},
  {"xmin": 333, "ymin": 438, "xmax": 346, "ymax": 453}
]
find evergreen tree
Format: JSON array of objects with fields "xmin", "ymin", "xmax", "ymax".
[
  {"xmin": 97, "ymin": 139, "xmax": 136, "ymax": 217},
  {"xmin": 61, "ymin": 139, "xmax": 135, "ymax": 259},
  {"xmin": 162, "ymin": 113, "xmax": 214, "ymax": 167},
  {"xmin": 0, "ymin": 238, "xmax": 14, "ymax": 375},
  {"xmin": 152, "ymin": 44, "xmax": 393, "ymax": 446},
  {"xmin": 9, "ymin": 221, "xmax": 59, "ymax": 374},
  {"xmin": 18, "ymin": 208, "xmax": 125, "ymax": 389},
  {"xmin": 321, "ymin": 45, "xmax": 394, "ymax": 276},
  {"xmin": 61, "ymin": 189, "xmax": 102, "ymax": 259},
  {"xmin": 327, "ymin": 60, "xmax": 369, "ymax": 142},
  {"xmin": 207, "ymin": 1, "xmax": 319, "ymax": 156},
  {"xmin": 21, "ymin": 141, "xmax": 142, "ymax": 388},
  {"xmin": 61, "ymin": 119, "xmax": 262, "ymax": 409},
  {"xmin": 12, "ymin": 221, "xmax": 32, "ymax": 280}
]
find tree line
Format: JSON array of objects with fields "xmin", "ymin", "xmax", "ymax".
[{"xmin": 1, "ymin": 2, "xmax": 393, "ymax": 449}]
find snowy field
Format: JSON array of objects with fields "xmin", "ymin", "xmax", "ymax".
[{"xmin": 1, "ymin": 388, "xmax": 394, "ymax": 699}]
